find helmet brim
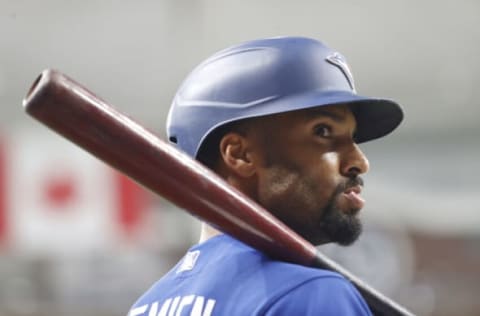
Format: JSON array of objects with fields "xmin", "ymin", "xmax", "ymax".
[
  {"xmin": 185, "ymin": 90, "xmax": 403, "ymax": 157},
  {"xmin": 346, "ymin": 97, "xmax": 403, "ymax": 143},
  {"xmin": 234, "ymin": 90, "xmax": 404, "ymax": 144}
]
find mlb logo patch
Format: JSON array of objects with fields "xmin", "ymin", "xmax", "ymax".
[{"xmin": 177, "ymin": 250, "xmax": 200, "ymax": 273}]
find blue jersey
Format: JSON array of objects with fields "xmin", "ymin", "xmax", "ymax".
[{"xmin": 128, "ymin": 234, "xmax": 372, "ymax": 316}]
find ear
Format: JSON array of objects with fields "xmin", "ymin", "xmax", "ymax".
[{"xmin": 219, "ymin": 132, "xmax": 256, "ymax": 178}]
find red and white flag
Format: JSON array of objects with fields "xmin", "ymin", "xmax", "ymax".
[{"xmin": 0, "ymin": 128, "xmax": 150, "ymax": 255}]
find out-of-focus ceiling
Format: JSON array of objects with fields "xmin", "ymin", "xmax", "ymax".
[{"xmin": 1, "ymin": 0, "xmax": 479, "ymax": 137}]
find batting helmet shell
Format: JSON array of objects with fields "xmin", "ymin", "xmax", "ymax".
[{"xmin": 167, "ymin": 36, "xmax": 403, "ymax": 158}]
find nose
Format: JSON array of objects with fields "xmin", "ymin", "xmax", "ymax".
[{"xmin": 340, "ymin": 143, "xmax": 370, "ymax": 177}]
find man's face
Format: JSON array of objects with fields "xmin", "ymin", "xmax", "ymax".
[{"xmin": 249, "ymin": 105, "xmax": 369, "ymax": 246}]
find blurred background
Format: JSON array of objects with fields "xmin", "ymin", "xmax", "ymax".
[{"xmin": 1, "ymin": 1, "xmax": 479, "ymax": 315}]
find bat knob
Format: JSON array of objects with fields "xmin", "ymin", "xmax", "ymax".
[{"xmin": 23, "ymin": 69, "xmax": 56, "ymax": 110}]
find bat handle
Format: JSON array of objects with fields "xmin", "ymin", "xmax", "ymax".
[{"xmin": 312, "ymin": 251, "xmax": 415, "ymax": 316}]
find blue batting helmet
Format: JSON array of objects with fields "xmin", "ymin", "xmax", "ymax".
[{"xmin": 167, "ymin": 36, "xmax": 403, "ymax": 158}]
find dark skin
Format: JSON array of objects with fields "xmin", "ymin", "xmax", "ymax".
[{"xmin": 209, "ymin": 104, "xmax": 369, "ymax": 246}]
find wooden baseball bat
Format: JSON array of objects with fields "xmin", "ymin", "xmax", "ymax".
[{"xmin": 23, "ymin": 69, "xmax": 414, "ymax": 316}]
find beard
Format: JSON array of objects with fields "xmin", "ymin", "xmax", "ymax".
[
  {"xmin": 261, "ymin": 172, "xmax": 364, "ymax": 246},
  {"xmin": 317, "ymin": 181, "xmax": 363, "ymax": 246},
  {"xmin": 256, "ymin": 159, "xmax": 364, "ymax": 246}
]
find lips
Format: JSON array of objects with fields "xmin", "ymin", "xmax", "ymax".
[{"xmin": 342, "ymin": 185, "xmax": 365, "ymax": 210}]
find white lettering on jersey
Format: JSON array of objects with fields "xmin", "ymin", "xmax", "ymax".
[
  {"xmin": 128, "ymin": 295, "xmax": 216, "ymax": 316},
  {"xmin": 158, "ymin": 298, "xmax": 172, "ymax": 316},
  {"xmin": 148, "ymin": 302, "xmax": 159, "ymax": 316},
  {"xmin": 176, "ymin": 295, "xmax": 195, "ymax": 315},
  {"xmin": 129, "ymin": 304, "xmax": 148, "ymax": 316},
  {"xmin": 190, "ymin": 296, "xmax": 215, "ymax": 316},
  {"xmin": 168, "ymin": 296, "xmax": 181, "ymax": 316}
]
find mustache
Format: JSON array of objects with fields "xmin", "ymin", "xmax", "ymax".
[{"xmin": 334, "ymin": 177, "xmax": 364, "ymax": 195}]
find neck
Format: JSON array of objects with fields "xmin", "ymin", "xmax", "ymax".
[{"xmin": 199, "ymin": 222, "xmax": 223, "ymax": 243}]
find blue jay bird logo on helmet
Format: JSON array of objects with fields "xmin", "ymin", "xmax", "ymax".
[{"xmin": 326, "ymin": 52, "xmax": 356, "ymax": 92}]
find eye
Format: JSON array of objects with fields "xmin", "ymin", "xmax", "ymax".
[{"xmin": 313, "ymin": 124, "xmax": 332, "ymax": 138}]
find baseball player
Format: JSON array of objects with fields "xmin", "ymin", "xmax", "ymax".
[{"xmin": 128, "ymin": 36, "xmax": 403, "ymax": 316}]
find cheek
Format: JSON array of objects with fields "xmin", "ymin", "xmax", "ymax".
[
  {"xmin": 310, "ymin": 152, "xmax": 340, "ymax": 190},
  {"xmin": 257, "ymin": 156, "xmax": 339, "ymax": 213},
  {"xmin": 257, "ymin": 166, "xmax": 301, "ymax": 202}
]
